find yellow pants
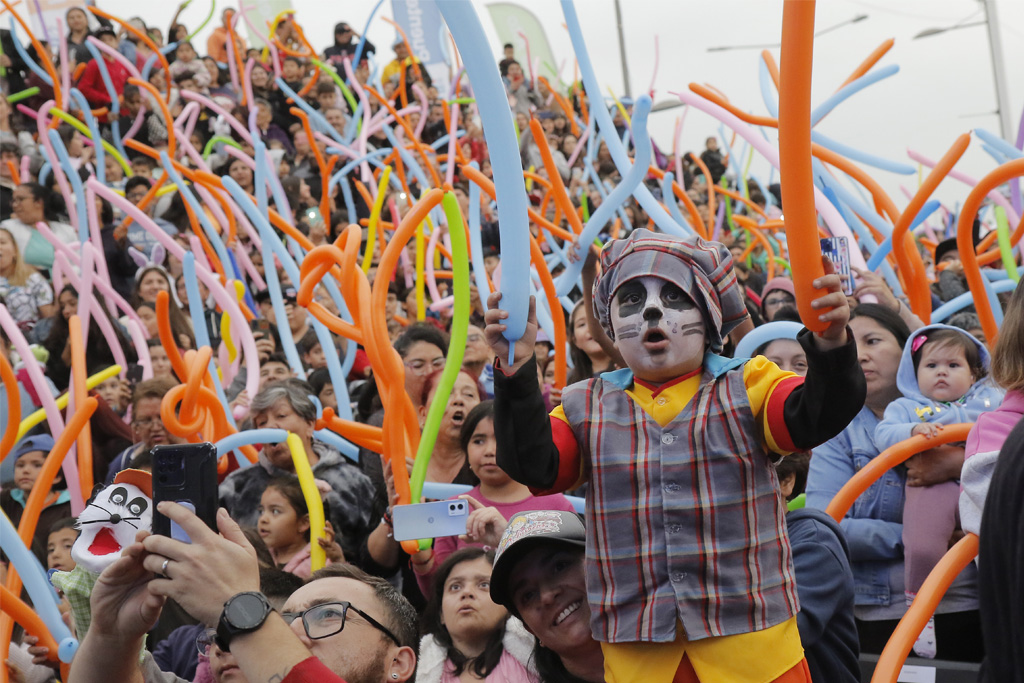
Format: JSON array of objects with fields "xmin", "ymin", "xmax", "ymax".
[{"xmin": 601, "ymin": 618, "xmax": 808, "ymax": 683}]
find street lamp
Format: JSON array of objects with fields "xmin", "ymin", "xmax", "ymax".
[{"xmin": 913, "ymin": 0, "xmax": 1012, "ymax": 141}]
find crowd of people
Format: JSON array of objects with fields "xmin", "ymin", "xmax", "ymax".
[{"xmin": 2, "ymin": 4, "xmax": 1023, "ymax": 683}]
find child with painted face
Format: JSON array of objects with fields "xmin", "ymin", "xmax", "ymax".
[
  {"xmin": 485, "ymin": 230, "xmax": 866, "ymax": 683},
  {"xmin": 873, "ymin": 325, "xmax": 1002, "ymax": 659}
]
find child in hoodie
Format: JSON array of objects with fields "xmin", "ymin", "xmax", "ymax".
[{"xmin": 875, "ymin": 324, "xmax": 1002, "ymax": 658}]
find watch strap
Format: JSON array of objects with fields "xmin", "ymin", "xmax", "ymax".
[{"xmin": 215, "ymin": 591, "xmax": 273, "ymax": 652}]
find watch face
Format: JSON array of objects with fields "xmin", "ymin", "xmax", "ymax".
[{"xmin": 228, "ymin": 593, "xmax": 269, "ymax": 629}]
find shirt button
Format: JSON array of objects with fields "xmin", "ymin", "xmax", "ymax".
[
  {"xmin": 663, "ymin": 482, "xmax": 681, "ymax": 492},
  {"xmin": 671, "ymin": 572, "xmax": 686, "ymax": 583},
  {"xmin": 667, "ymin": 524, "xmax": 682, "ymax": 534},
  {"xmin": 661, "ymin": 434, "xmax": 675, "ymax": 445},
  {"xmin": 656, "ymin": 397, "xmax": 668, "ymax": 406}
]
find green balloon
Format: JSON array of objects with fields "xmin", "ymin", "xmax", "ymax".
[{"xmin": 407, "ymin": 192, "xmax": 472, "ymax": 550}]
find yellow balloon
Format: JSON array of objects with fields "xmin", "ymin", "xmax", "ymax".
[{"xmin": 16, "ymin": 365, "xmax": 121, "ymax": 441}]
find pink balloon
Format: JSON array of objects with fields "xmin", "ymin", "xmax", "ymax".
[
  {"xmin": 53, "ymin": 251, "xmax": 130, "ymax": 376},
  {"xmin": 34, "ymin": 221, "xmax": 145, "ymax": 332},
  {"xmin": 0, "ymin": 307, "xmax": 83, "ymax": 514},
  {"xmin": 674, "ymin": 90, "xmax": 868, "ymax": 269},
  {"xmin": 89, "ymin": 179, "xmax": 261, "ymax": 406},
  {"xmin": 124, "ymin": 318, "xmax": 153, "ymax": 380},
  {"xmin": 180, "ymin": 91, "xmax": 254, "ymax": 145},
  {"xmin": 907, "ymin": 148, "xmax": 1021, "ymax": 227},
  {"xmin": 445, "ymin": 102, "xmax": 461, "ymax": 187},
  {"xmin": 34, "ymin": 102, "xmax": 78, "ymax": 228}
]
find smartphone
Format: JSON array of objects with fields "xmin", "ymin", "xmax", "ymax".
[
  {"xmin": 251, "ymin": 319, "xmax": 271, "ymax": 333},
  {"xmin": 820, "ymin": 236, "xmax": 855, "ymax": 296},
  {"xmin": 305, "ymin": 206, "xmax": 323, "ymax": 226},
  {"xmin": 126, "ymin": 363, "xmax": 144, "ymax": 387},
  {"xmin": 152, "ymin": 443, "xmax": 219, "ymax": 543},
  {"xmin": 391, "ymin": 500, "xmax": 469, "ymax": 542}
]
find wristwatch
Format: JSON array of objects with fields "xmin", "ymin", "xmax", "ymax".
[{"xmin": 215, "ymin": 591, "xmax": 274, "ymax": 652}]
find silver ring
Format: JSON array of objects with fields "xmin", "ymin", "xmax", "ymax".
[{"xmin": 160, "ymin": 558, "xmax": 170, "ymax": 576}]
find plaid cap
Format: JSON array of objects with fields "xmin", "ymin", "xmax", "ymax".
[
  {"xmin": 593, "ymin": 229, "xmax": 748, "ymax": 354},
  {"xmin": 489, "ymin": 510, "xmax": 586, "ymax": 612}
]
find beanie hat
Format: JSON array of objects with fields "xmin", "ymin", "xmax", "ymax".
[{"xmin": 593, "ymin": 229, "xmax": 748, "ymax": 353}]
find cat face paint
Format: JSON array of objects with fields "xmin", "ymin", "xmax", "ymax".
[{"xmin": 610, "ymin": 276, "xmax": 707, "ymax": 383}]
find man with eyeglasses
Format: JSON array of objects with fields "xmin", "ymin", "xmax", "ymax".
[
  {"xmin": 105, "ymin": 378, "xmax": 185, "ymax": 484},
  {"xmin": 67, "ymin": 502, "xmax": 418, "ymax": 683}
]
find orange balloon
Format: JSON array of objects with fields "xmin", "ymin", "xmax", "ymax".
[
  {"xmin": 529, "ymin": 117, "xmax": 584, "ymax": 237},
  {"xmin": 871, "ymin": 534, "xmax": 979, "ymax": 683},
  {"xmin": 826, "ymin": 424, "xmax": 972, "ymax": 523},
  {"xmin": 956, "ymin": 158, "xmax": 1024, "ymax": 346},
  {"xmin": 0, "ymin": 398, "xmax": 98, "ymax": 668},
  {"xmin": 892, "ymin": 134, "xmax": 970, "ymax": 323},
  {"xmin": 778, "ymin": 0, "xmax": 828, "ymax": 333},
  {"xmin": 68, "ymin": 316, "xmax": 94, "ymax": 500},
  {"xmin": 0, "ymin": 354, "xmax": 20, "ymax": 459}
]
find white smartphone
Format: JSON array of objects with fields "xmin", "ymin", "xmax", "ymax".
[
  {"xmin": 391, "ymin": 500, "xmax": 469, "ymax": 542},
  {"xmin": 820, "ymin": 236, "xmax": 855, "ymax": 296}
]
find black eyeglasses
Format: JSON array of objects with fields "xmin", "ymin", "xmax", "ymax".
[
  {"xmin": 281, "ymin": 601, "xmax": 401, "ymax": 647},
  {"xmin": 196, "ymin": 628, "xmax": 218, "ymax": 656}
]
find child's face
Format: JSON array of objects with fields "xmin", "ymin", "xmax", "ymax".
[
  {"xmin": 917, "ymin": 342, "xmax": 975, "ymax": 403},
  {"xmin": 132, "ymin": 159, "xmax": 152, "ymax": 178},
  {"xmin": 47, "ymin": 528, "xmax": 78, "ymax": 572},
  {"xmin": 14, "ymin": 451, "xmax": 46, "ymax": 492},
  {"xmin": 150, "ymin": 345, "xmax": 172, "ymax": 378},
  {"xmin": 95, "ymin": 377, "xmax": 126, "ymax": 411},
  {"xmin": 283, "ymin": 61, "xmax": 302, "ymax": 80},
  {"xmin": 303, "ymin": 343, "xmax": 326, "ymax": 370},
  {"xmin": 317, "ymin": 383, "xmax": 337, "ymax": 412},
  {"xmin": 763, "ymin": 339, "xmax": 808, "ymax": 377},
  {"xmin": 610, "ymin": 276, "xmax": 706, "ymax": 383},
  {"xmin": 257, "ymin": 487, "xmax": 307, "ymax": 550},
  {"xmin": 175, "ymin": 43, "xmax": 195, "ymax": 62}
]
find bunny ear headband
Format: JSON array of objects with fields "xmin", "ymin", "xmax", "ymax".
[{"xmin": 129, "ymin": 243, "xmax": 168, "ymax": 277}]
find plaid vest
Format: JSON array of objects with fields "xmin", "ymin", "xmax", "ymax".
[{"xmin": 561, "ymin": 355, "xmax": 799, "ymax": 643}]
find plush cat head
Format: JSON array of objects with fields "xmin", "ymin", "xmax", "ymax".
[{"xmin": 72, "ymin": 469, "xmax": 153, "ymax": 574}]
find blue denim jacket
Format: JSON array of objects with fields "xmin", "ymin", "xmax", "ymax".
[{"xmin": 806, "ymin": 406, "xmax": 978, "ymax": 616}]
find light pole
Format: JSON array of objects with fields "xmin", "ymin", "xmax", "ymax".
[
  {"xmin": 914, "ymin": 0, "xmax": 1013, "ymax": 141},
  {"xmin": 613, "ymin": 0, "xmax": 631, "ymax": 98}
]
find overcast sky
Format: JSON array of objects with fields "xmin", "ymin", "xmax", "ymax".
[{"xmin": 99, "ymin": 0, "xmax": 1024, "ymax": 211}]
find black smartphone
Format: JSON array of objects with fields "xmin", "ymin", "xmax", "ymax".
[
  {"xmin": 126, "ymin": 363, "xmax": 144, "ymax": 387},
  {"xmin": 151, "ymin": 443, "xmax": 219, "ymax": 543},
  {"xmin": 251, "ymin": 319, "xmax": 272, "ymax": 333}
]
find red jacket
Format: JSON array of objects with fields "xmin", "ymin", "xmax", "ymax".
[{"xmin": 77, "ymin": 57, "xmax": 130, "ymax": 108}]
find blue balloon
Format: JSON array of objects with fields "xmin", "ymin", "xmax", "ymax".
[
  {"xmin": 733, "ymin": 321, "xmax": 805, "ymax": 360},
  {"xmin": 810, "ymin": 64, "xmax": 899, "ymax": 127},
  {"xmin": 1, "ymin": 511, "xmax": 77, "ymax": 663},
  {"xmin": 351, "ymin": 0, "xmax": 385, "ymax": 73},
  {"xmin": 8, "ymin": 18, "xmax": 52, "ymax": 84},
  {"xmin": 931, "ymin": 279, "xmax": 1017, "ymax": 322},
  {"xmin": 974, "ymin": 128, "xmax": 1024, "ymax": 160},
  {"xmin": 215, "ymin": 429, "xmax": 287, "ymax": 456},
  {"xmin": 562, "ymin": 1, "xmax": 685, "ymax": 236},
  {"xmin": 160, "ymin": 151, "xmax": 237, "ymax": 281},
  {"xmin": 68, "ymin": 89, "xmax": 106, "ymax": 187},
  {"xmin": 554, "ymin": 95, "xmax": 654, "ymax": 297},
  {"xmin": 47, "ymin": 129, "xmax": 88, "ymax": 242},
  {"xmin": 466, "ymin": 161, "xmax": 493, "ymax": 300},
  {"xmin": 439, "ymin": 0, "xmax": 531, "ymax": 362},
  {"xmin": 181, "ymin": 253, "xmax": 237, "ymax": 438}
]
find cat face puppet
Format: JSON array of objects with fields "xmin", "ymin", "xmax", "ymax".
[{"xmin": 72, "ymin": 469, "xmax": 153, "ymax": 574}]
